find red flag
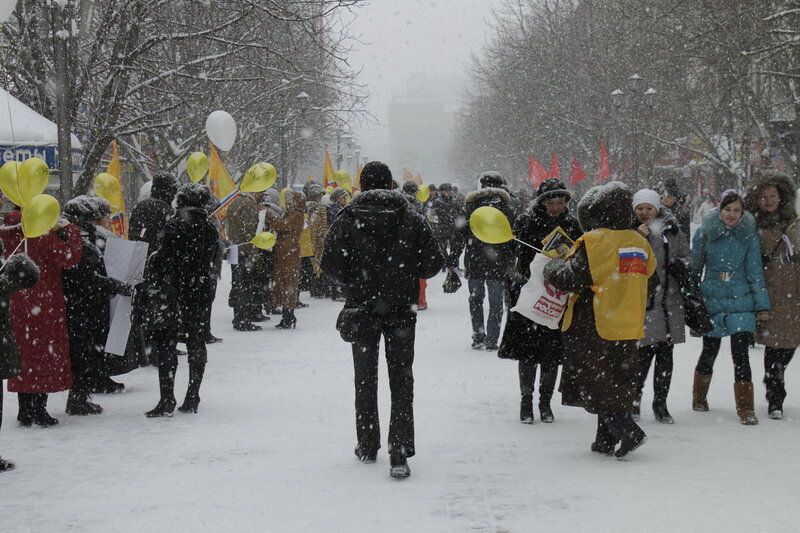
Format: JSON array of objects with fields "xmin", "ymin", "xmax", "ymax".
[
  {"xmin": 527, "ymin": 155, "xmax": 549, "ymax": 188},
  {"xmin": 595, "ymin": 141, "xmax": 611, "ymax": 184},
  {"xmin": 570, "ymin": 156, "xmax": 587, "ymax": 187},
  {"xmin": 550, "ymin": 153, "xmax": 561, "ymax": 179}
]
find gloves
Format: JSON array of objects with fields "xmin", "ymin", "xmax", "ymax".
[
  {"xmin": 110, "ymin": 278, "xmax": 133, "ymax": 297},
  {"xmin": 3, "ymin": 254, "xmax": 40, "ymax": 291}
]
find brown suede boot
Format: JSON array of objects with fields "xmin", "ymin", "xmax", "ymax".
[
  {"xmin": 734, "ymin": 382, "xmax": 759, "ymax": 425},
  {"xmin": 692, "ymin": 372, "xmax": 712, "ymax": 411}
]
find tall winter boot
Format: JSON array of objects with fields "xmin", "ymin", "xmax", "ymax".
[
  {"xmin": 178, "ymin": 361, "xmax": 206, "ymax": 414},
  {"xmin": 145, "ymin": 364, "xmax": 177, "ymax": 418},
  {"xmin": 66, "ymin": 390, "xmax": 103, "ymax": 416},
  {"xmin": 538, "ymin": 363, "xmax": 557, "ymax": 423},
  {"xmin": 692, "ymin": 372, "xmax": 712, "ymax": 412},
  {"xmin": 17, "ymin": 393, "xmax": 34, "ymax": 427},
  {"xmin": 653, "ymin": 364, "xmax": 674, "ymax": 424},
  {"xmin": 734, "ymin": 382, "xmax": 759, "ymax": 425},
  {"xmin": 31, "ymin": 394, "xmax": 59, "ymax": 427},
  {"xmin": 591, "ymin": 416, "xmax": 617, "ymax": 455},
  {"xmin": 764, "ymin": 366, "xmax": 787, "ymax": 420},
  {"xmin": 274, "ymin": 308, "xmax": 297, "ymax": 329},
  {"xmin": 602, "ymin": 413, "xmax": 646, "ymax": 458},
  {"xmin": 520, "ymin": 394, "xmax": 534, "ymax": 424}
]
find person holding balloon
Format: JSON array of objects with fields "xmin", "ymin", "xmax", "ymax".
[
  {"xmin": 227, "ymin": 190, "xmax": 266, "ymax": 331},
  {"xmin": 61, "ymin": 196, "xmax": 133, "ymax": 416},
  {"xmin": 266, "ymin": 190, "xmax": 307, "ymax": 329},
  {"xmin": 143, "ymin": 184, "xmax": 221, "ymax": 417}
]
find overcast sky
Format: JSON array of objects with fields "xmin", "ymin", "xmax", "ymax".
[{"xmin": 344, "ymin": 0, "xmax": 503, "ymax": 160}]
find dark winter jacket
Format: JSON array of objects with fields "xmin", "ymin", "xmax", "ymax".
[
  {"xmin": 498, "ymin": 199, "xmax": 582, "ymax": 362},
  {"xmin": 142, "ymin": 207, "xmax": 219, "ymax": 334},
  {"xmin": 321, "ymin": 189, "xmax": 444, "ymax": 310},
  {"xmin": 545, "ymin": 183, "xmax": 653, "ymax": 415},
  {"xmin": 63, "ymin": 221, "xmax": 127, "ymax": 367},
  {"xmin": 432, "ymin": 194, "xmax": 462, "ymax": 238},
  {"xmin": 451, "ymin": 188, "xmax": 517, "ymax": 279},
  {"xmin": 129, "ymin": 197, "xmax": 173, "ymax": 252},
  {"xmin": 745, "ymin": 170, "xmax": 800, "ymax": 348},
  {"xmin": 0, "ymin": 254, "xmax": 40, "ymax": 380}
]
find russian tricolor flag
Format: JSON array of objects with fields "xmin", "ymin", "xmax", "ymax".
[{"xmin": 619, "ymin": 247, "xmax": 648, "ymax": 275}]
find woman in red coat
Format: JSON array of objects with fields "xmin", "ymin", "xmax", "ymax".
[{"xmin": 0, "ymin": 210, "xmax": 82, "ymax": 427}]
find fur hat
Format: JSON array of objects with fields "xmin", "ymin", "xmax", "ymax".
[
  {"xmin": 360, "ymin": 161, "xmax": 393, "ymax": 191},
  {"xmin": 64, "ymin": 195, "xmax": 107, "ymax": 222},
  {"xmin": 478, "ymin": 171, "xmax": 505, "ymax": 188},
  {"xmin": 151, "ymin": 171, "xmax": 179, "ymax": 204},
  {"xmin": 577, "ymin": 182, "xmax": 633, "ymax": 232},
  {"xmin": 439, "ymin": 182, "xmax": 453, "ymax": 191},
  {"xmin": 632, "ymin": 189, "xmax": 663, "ymax": 210},
  {"xmin": 744, "ymin": 169, "xmax": 797, "ymax": 228},
  {"xmin": 305, "ymin": 183, "xmax": 326, "ymax": 202},
  {"xmin": 402, "ymin": 181, "xmax": 418, "ymax": 194},
  {"xmin": 176, "ymin": 183, "xmax": 211, "ymax": 208}
]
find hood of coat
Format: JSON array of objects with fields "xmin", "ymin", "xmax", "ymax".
[
  {"xmin": 284, "ymin": 191, "xmax": 306, "ymax": 215},
  {"xmin": 577, "ymin": 181, "xmax": 633, "ymax": 232},
  {"xmin": 344, "ymin": 189, "xmax": 408, "ymax": 236},
  {"xmin": 743, "ymin": 170, "xmax": 797, "ymax": 229},
  {"xmin": 701, "ymin": 206, "xmax": 756, "ymax": 243},
  {"xmin": 464, "ymin": 187, "xmax": 511, "ymax": 214}
]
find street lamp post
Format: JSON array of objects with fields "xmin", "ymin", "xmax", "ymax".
[{"xmin": 611, "ymin": 73, "xmax": 657, "ymax": 189}]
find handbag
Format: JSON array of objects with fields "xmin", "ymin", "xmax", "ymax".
[
  {"xmin": 442, "ymin": 269, "xmax": 462, "ymax": 293},
  {"xmin": 682, "ymin": 291, "xmax": 713, "ymax": 334},
  {"xmin": 336, "ymin": 306, "xmax": 382, "ymax": 343}
]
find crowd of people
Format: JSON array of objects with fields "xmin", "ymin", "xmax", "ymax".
[{"xmin": 0, "ymin": 159, "xmax": 797, "ymax": 477}]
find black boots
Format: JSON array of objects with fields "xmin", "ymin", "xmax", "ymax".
[
  {"xmin": 652, "ymin": 400, "xmax": 674, "ymax": 424},
  {"xmin": 0, "ymin": 457, "xmax": 14, "ymax": 471},
  {"xmin": 471, "ymin": 333, "xmax": 485, "ymax": 350},
  {"xmin": 389, "ymin": 451, "xmax": 410, "ymax": 478},
  {"xmin": 17, "ymin": 393, "xmax": 33, "ymax": 427},
  {"xmin": 275, "ymin": 308, "xmax": 297, "ymax": 329},
  {"xmin": 30, "ymin": 394, "xmax": 58, "ymax": 427},
  {"xmin": 539, "ymin": 400, "xmax": 554, "ymax": 423},
  {"xmin": 591, "ymin": 416, "xmax": 617, "ymax": 455},
  {"xmin": 520, "ymin": 395, "xmax": 534, "ymax": 424},
  {"xmin": 601, "ymin": 413, "xmax": 647, "ymax": 458},
  {"xmin": 354, "ymin": 445, "xmax": 377, "ymax": 464},
  {"xmin": 146, "ymin": 364, "xmax": 177, "ymax": 418},
  {"xmin": 178, "ymin": 361, "xmax": 205, "ymax": 413},
  {"xmin": 66, "ymin": 390, "xmax": 103, "ymax": 416}
]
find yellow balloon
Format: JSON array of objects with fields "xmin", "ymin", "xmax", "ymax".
[
  {"xmin": 250, "ymin": 231, "xmax": 277, "ymax": 250},
  {"xmin": 469, "ymin": 206, "xmax": 514, "ymax": 244},
  {"xmin": 187, "ymin": 152, "xmax": 209, "ymax": 183},
  {"xmin": 334, "ymin": 170, "xmax": 352, "ymax": 193},
  {"xmin": 325, "ymin": 186, "xmax": 334, "ymax": 195},
  {"xmin": 94, "ymin": 173, "xmax": 122, "ymax": 210},
  {"xmin": 279, "ymin": 187, "xmax": 291, "ymax": 208},
  {"xmin": 0, "ymin": 161, "xmax": 23, "ymax": 207},
  {"xmin": 241, "ymin": 163, "xmax": 277, "ymax": 192},
  {"xmin": 416, "ymin": 184, "xmax": 430, "ymax": 203},
  {"xmin": 18, "ymin": 158, "xmax": 50, "ymax": 206},
  {"xmin": 22, "ymin": 194, "xmax": 61, "ymax": 239}
]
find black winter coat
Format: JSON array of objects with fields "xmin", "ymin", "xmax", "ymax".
[
  {"xmin": 432, "ymin": 195, "xmax": 462, "ymax": 237},
  {"xmin": 321, "ymin": 189, "xmax": 444, "ymax": 310},
  {"xmin": 63, "ymin": 222, "xmax": 123, "ymax": 361},
  {"xmin": 452, "ymin": 188, "xmax": 517, "ymax": 280},
  {"xmin": 129, "ymin": 197, "xmax": 173, "ymax": 252},
  {"xmin": 499, "ymin": 205, "xmax": 582, "ymax": 361},
  {"xmin": 140, "ymin": 207, "xmax": 219, "ymax": 334}
]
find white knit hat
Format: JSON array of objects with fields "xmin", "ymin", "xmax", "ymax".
[{"xmin": 632, "ymin": 189, "xmax": 662, "ymax": 210}]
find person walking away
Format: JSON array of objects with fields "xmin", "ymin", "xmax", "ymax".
[
  {"xmin": 0, "ymin": 252, "xmax": 40, "ymax": 469},
  {"xmin": 630, "ymin": 189, "xmax": 692, "ymax": 424},
  {"xmin": 452, "ymin": 171, "xmax": 517, "ymax": 351},
  {"xmin": 62, "ymin": 196, "xmax": 133, "ymax": 416},
  {"xmin": 661, "ymin": 176, "xmax": 691, "ymax": 241},
  {"xmin": 143, "ymin": 184, "xmax": 220, "ymax": 417},
  {"xmin": 432, "ymin": 182, "xmax": 461, "ymax": 267},
  {"xmin": 691, "ymin": 190, "xmax": 770, "ymax": 425},
  {"xmin": 322, "ymin": 161, "xmax": 444, "ymax": 478},
  {"xmin": 545, "ymin": 182, "xmax": 656, "ymax": 458},
  {"xmin": 226, "ymin": 191, "xmax": 264, "ymax": 331},
  {"xmin": 500, "ymin": 178, "xmax": 581, "ymax": 424},
  {"xmin": 744, "ymin": 171, "xmax": 800, "ymax": 419},
  {"xmin": 0, "ymin": 210, "xmax": 82, "ymax": 427},
  {"xmin": 267, "ymin": 191, "xmax": 306, "ymax": 329}
]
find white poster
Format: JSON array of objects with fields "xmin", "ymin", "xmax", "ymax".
[{"xmin": 104, "ymin": 237, "xmax": 149, "ymax": 356}]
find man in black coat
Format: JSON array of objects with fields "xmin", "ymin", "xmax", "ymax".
[
  {"xmin": 62, "ymin": 197, "xmax": 132, "ymax": 415},
  {"xmin": 432, "ymin": 182, "xmax": 462, "ymax": 262},
  {"xmin": 451, "ymin": 171, "xmax": 518, "ymax": 351},
  {"xmin": 143, "ymin": 184, "xmax": 221, "ymax": 417},
  {"xmin": 321, "ymin": 161, "xmax": 444, "ymax": 478},
  {"xmin": 129, "ymin": 171, "xmax": 178, "ymax": 252},
  {"xmin": 498, "ymin": 178, "xmax": 582, "ymax": 424}
]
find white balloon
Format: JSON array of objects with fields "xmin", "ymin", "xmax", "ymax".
[
  {"xmin": 0, "ymin": 0, "xmax": 18, "ymax": 23},
  {"xmin": 205, "ymin": 110, "xmax": 237, "ymax": 152}
]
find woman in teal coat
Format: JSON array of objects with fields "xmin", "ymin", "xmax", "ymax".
[{"xmin": 691, "ymin": 190, "xmax": 770, "ymax": 425}]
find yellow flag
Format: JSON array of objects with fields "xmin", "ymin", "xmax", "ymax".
[
  {"xmin": 106, "ymin": 140, "xmax": 128, "ymax": 238},
  {"xmin": 306, "ymin": 174, "xmax": 315, "ymax": 182},
  {"xmin": 323, "ymin": 151, "xmax": 334, "ymax": 187},
  {"xmin": 208, "ymin": 143, "xmax": 238, "ymax": 220}
]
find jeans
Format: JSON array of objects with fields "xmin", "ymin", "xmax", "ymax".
[
  {"xmin": 696, "ymin": 333, "xmax": 751, "ymax": 382},
  {"xmin": 351, "ymin": 312, "xmax": 417, "ymax": 457},
  {"xmin": 468, "ymin": 278, "xmax": 505, "ymax": 344}
]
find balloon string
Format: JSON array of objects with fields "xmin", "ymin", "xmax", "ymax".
[
  {"xmin": 513, "ymin": 238, "xmax": 543, "ymax": 253},
  {"xmin": 0, "ymin": 238, "xmax": 27, "ymax": 275}
]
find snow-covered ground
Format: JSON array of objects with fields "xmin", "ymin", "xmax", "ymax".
[{"xmin": 3, "ymin": 270, "xmax": 799, "ymax": 533}]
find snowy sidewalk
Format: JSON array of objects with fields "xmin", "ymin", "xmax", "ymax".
[{"xmin": 2, "ymin": 272, "xmax": 799, "ymax": 532}]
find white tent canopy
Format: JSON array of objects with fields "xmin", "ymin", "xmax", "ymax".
[{"xmin": 0, "ymin": 86, "xmax": 81, "ymax": 149}]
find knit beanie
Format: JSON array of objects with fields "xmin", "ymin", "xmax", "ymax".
[
  {"xmin": 632, "ymin": 189, "xmax": 663, "ymax": 210},
  {"xmin": 360, "ymin": 161, "xmax": 393, "ymax": 191}
]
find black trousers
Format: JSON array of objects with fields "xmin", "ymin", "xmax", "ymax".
[
  {"xmin": 351, "ymin": 313, "xmax": 416, "ymax": 458},
  {"xmin": 518, "ymin": 357, "xmax": 558, "ymax": 403},
  {"xmin": 764, "ymin": 347, "xmax": 796, "ymax": 409},
  {"xmin": 635, "ymin": 342, "xmax": 674, "ymax": 405},
  {"xmin": 696, "ymin": 333, "xmax": 751, "ymax": 382},
  {"xmin": 230, "ymin": 264, "xmax": 259, "ymax": 321}
]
